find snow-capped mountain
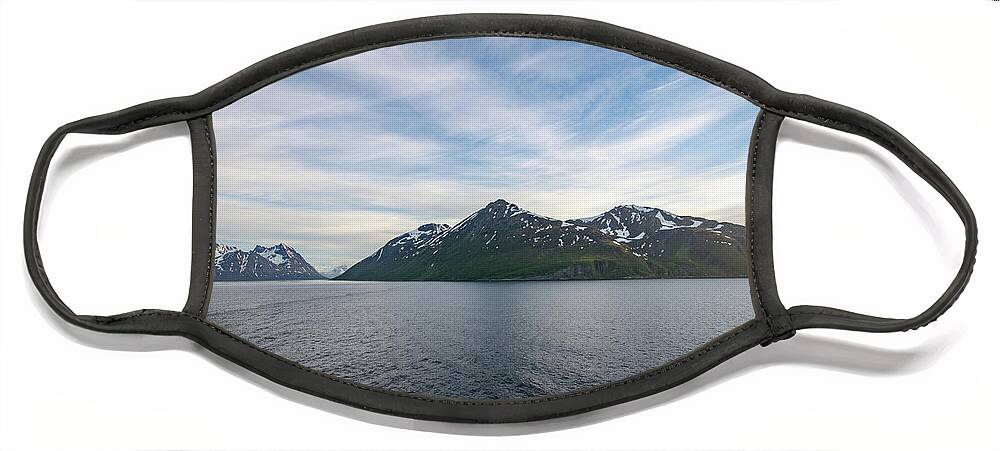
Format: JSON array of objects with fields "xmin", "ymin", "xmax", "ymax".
[
  {"xmin": 363, "ymin": 222, "xmax": 453, "ymax": 264},
  {"xmin": 338, "ymin": 199, "xmax": 745, "ymax": 281},
  {"xmin": 570, "ymin": 205, "xmax": 747, "ymax": 277},
  {"xmin": 569, "ymin": 205, "xmax": 711, "ymax": 242},
  {"xmin": 215, "ymin": 243, "xmax": 324, "ymax": 281},
  {"xmin": 318, "ymin": 265, "xmax": 351, "ymax": 279},
  {"xmin": 568, "ymin": 204, "xmax": 747, "ymax": 255},
  {"xmin": 338, "ymin": 199, "xmax": 647, "ymax": 280}
]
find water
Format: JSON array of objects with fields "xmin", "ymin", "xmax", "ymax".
[{"xmin": 207, "ymin": 278, "xmax": 754, "ymax": 399}]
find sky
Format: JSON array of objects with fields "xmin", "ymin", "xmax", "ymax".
[{"xmin": 213, "ymin": 37, "xmax": 760, "ymax": 271}]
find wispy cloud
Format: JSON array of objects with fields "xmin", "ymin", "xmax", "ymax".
[{"xmin": 214, "ymin": 37, "xmax": 759, "ymax": 269}]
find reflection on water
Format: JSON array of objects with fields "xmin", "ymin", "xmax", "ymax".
[{"xmin": 208, "ymin": 278, "xmax": 754, "ymax": 399}]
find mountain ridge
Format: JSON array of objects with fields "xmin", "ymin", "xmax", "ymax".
[
  {"xmin": 337, "ymin": 200, "xmax": 747, "ymax": 281},
  {"xmin": 217, "ymin": 200, "xmax": 748, "ymax": 282},
  {"xmin": 215, "ymin": 243, "xmax": 324, "ymax": 281}
]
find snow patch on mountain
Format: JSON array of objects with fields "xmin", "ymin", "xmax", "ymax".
[
  {"xmin": 571, "ymin": 204, "xmax": 720, "ymax": 241},
  {"xmin": 215, "ymin": 243, "xmax": 239, "ymax": 257},
  {"xmin": 257, "ymin": 247, "xmax": 287, "ymax": 265},
  {"xmin": 215, "ymin": 243, "xmax": 324, "ymax": 281},
  {"xmin": 319, "ymin": 265, "xmax": 350, "ymax": 278}
]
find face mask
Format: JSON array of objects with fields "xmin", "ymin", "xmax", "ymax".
[{"xmin": 25, "ymin": 14, "xmax": 977, "ymax": 424}]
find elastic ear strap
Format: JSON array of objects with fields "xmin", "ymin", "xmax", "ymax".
[
  {"xmin": 25, "ymin": 123, "xmax": 108, "ymax": 328},
  {"xmin": 772, "ymin": 97, "xmax": 978, "ymax": 333},
  {"xmin": 24, "ymin": 114, "xmax": 194, "ymax": 333}
]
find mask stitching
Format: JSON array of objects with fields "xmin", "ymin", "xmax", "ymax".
[
  {"xmin": 747, "ymin": 112, "xmax": 776, "ymax": 336},
  {"xmin": 198, "ymin": 119, "xmax": 215, "ymax": 318},
  {"xmin": 103, "ymin": 309, "xmax": 757, "ymax": 406},
  {"xmin": 787, "ymin": 309, "xmax": 875, "ymax": 319}
]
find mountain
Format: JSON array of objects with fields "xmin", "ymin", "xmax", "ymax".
[
  {"xmin": 337, "ymin": 199, "xmax": 744, "ymax": 281},
  {"xmin": 338, "ymin": 200, "xmax": 654, "ymax": 280},
  {"xmin": 569, "ymin": 205, "xmax": 747, "ymax": 277},
  {"xmin": 318, "ymin": 265, "xmax": 351, "ymax": 279},
  {"xmin": 214, "ymin": 243, "xmax": 325, "ymax": 281}
]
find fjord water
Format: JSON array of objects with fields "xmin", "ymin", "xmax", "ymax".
[{"xmin": 208, "ymin": 278, "xmax": 754, "ymax": 399}]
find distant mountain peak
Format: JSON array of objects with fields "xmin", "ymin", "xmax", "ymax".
[
  {"xmin": 319, "ymin": 264, "xmax": 351, "ymax": 279},
  {"xmin": 253, "ymin": 242, "xmax": 292, "ymax": 251},
  {"xmin": 618, "ymin": 204, "xmax": 655, "ymax": 212},
  {"xmin": 215, "ymin": 242, "xmax": 324, "ymax": 281},
  {"xmin": 216, "ymin": 243, "xmax": 239, "ymax": 256},
  {"xmin": 569, "ymin": 205, "xmax": 721, "ymax": 245},
  {"xmin": 482, "ymin": 198, "xmax": 526, "ymax": 217}
]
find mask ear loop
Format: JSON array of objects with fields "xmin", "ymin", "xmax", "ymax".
[
  {"xmin": 767, "ymin": 98, "xmax": 978, "ymax": 333},
  {"xmin": 24, "ymin": 107, "xmax": 203, "ymax": 334}
]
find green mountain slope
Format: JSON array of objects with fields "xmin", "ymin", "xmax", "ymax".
[{"xmin": 337, "ymin": 200, "xmax": 747, "ymax": 281}]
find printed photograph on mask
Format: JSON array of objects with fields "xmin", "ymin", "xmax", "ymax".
[{"xmin": 207, "ymin": 37, "xmax": 760, "ymax": 399}]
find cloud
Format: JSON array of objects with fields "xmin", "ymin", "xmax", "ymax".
[
  {"xmin": 214, "ymin": 83, "xmax": 362, "ymax": 130},
  {"xmin": 213, "ymin": 37, "xmax": 759, "ymax": 267}
]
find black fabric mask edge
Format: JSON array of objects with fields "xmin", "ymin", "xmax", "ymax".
[{"xmin": 23, "ymin": 13, "xmax": 976, "ymax": 423}]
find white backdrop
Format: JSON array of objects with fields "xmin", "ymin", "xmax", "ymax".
[{"xmin": 1, "ymin": 1, "xmax": 997, "ymax": 450}]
